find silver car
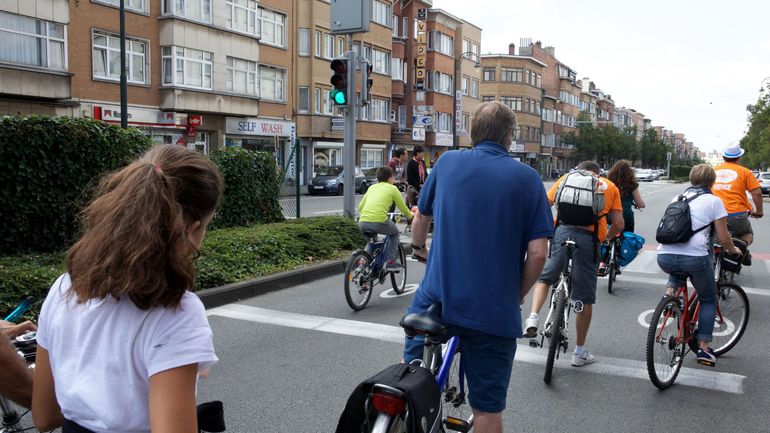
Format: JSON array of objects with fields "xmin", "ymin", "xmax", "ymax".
[
  {"xmin": 635, "ymin": 168, "xmax": 654, "ymax": 182},
  {"xmin": 757, "ymin": 172, "xmax": 770, "ymax": 196}
]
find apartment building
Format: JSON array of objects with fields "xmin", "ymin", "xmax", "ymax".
[
  {"xmin": 613, "ymin": 106, "xmax": 634, "ymax": 129},
  {"xmin": 455, "ymin": 20, "xmax": 482, "ymax": 148},
  {"xmin": 0, "ymin": 0, "xmax": 71, "ymax": 115},
  {"xmin": 295, "ymin": 0, "xmax": 393, "ymax": 182},
  {"xmin": 480, "ymin": 44, "xmax": 545, "ymax": 166},
  {"xmin": 594, "ymin": 88, "xmax": 614, "ymax": 125}
]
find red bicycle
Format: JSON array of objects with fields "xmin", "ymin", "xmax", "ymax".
[{"xmin": 645, "ymin": 274, "xmax": 749, "ymax": 390}]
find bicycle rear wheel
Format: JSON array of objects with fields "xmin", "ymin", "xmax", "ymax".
[
  {"xmin": 646, "ymin": 297, "xmax": 685, "ymax": 390},
  {"xmin": 441, "ymin": 346, "xmax": 473, "ymax": 432},
  {"xmin": 371, "ymin": 413, "xmax": 407, "ymax": 433},
  {"xmin": 544, "ymin": 290, "xmax": 567, "ymax": 385},
  {"xmin": 390, "ymin": 244, "xmax": 407, "ymax": 294},
  {"xmin": 344, "ymin": 251, "xmax": 373, "ymax": 311},
  {"xmin": 690, "ymin": 282, "xmax": 749, "ymax": 356}
]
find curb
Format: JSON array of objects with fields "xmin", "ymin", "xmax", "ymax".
[{"xmin": 197, "ymin": 243, "xmax": 414, "ymax": 309}]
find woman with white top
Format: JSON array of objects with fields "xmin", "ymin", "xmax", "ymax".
[
  {"xmin": 657, "ymin": 164, "xmax": 741, "ymax": 367},
  {"xmin": 32, "ymin": 145, "xmax": 223, "ymax": 433}
]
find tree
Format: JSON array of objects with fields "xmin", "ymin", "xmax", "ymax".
[{"xmin": 740, "ymin": 92, "xmax": 770, "ymax": 169}]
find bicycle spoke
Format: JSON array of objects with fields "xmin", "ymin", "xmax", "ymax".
[{"xmin": 646, "ymin": 298, "xmax": 685, "ymax": 389}]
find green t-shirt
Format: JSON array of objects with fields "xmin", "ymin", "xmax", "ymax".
[{"xmin": 358, "ymin": 182, "xmax": 414, "ymax": 223}]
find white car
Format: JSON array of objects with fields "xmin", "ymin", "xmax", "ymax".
[
  {"xmin": 635, "ymin": 169, "xmax": 654, "ymax": 182},
  {"xmin": 757, "ymin": 172, "xmax": 770, "ymax": 196}
]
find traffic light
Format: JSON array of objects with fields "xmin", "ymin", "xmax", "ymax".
[
  {"xmin": 361, "ymin": 63, "xmax": 373, "ymax": 106},
  {"xmin": 330, "ymin": 57, "xmax": 351, "ymax": 107}
]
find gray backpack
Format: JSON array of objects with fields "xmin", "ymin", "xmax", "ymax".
[{"xmin": 555, "ymin": 170, "xmax": 606, "ymax": 226}]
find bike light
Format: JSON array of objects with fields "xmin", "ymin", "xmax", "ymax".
[{"xmin": 372, "ymin": 392, "xmax": 405, "ymax": 416}]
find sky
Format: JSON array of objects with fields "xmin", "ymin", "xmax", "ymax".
[{"xmin": 433, "ymin": 0, "xmax": 770, "ymax": 153}]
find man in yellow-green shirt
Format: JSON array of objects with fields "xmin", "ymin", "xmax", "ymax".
[{"xmin": 358, "ymin": 166, "xmax": 414, "ymax": 272}]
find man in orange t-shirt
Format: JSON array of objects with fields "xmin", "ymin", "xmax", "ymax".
[
  {"xmin": 523, "ymin": 160, "xmax": 624, "ymax": 367},
  {"xmin": 712, "ymin": 144, "xmax": 763, "ymax": 250}
]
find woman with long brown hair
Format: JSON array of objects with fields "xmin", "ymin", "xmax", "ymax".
[
  {"xmin": 32, "ymin": 145, "xmax": 223, "ymax": 433},
  {"xmin": 607, "ymin": 159, "xmax": 646, "ymax": 233}
]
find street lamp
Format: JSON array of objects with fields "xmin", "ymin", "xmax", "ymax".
[{"xmin": 452, "ymin": 51, "xmax": 481, "ymax": 149}]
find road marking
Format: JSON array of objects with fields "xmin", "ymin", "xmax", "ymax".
[
  {"xmin": 637, "ymin": 309, "xmax": 737, "ymax": 336},
  {"xmin": 207, "ymin": 304, "xmax": 745, "ymax": 394},
  {"xmin": 380, "ymin": 284, "xmax": 419, "ymax": 298},
  {"xmin": 614, "ymin": 275, "xmax": 770, "ymax": 297},
  {"xmin": 640, "ymin": 183, "xmax": 684, "ymax": 197}
]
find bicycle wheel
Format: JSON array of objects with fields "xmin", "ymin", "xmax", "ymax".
[
  {"xmin": 390, "ymin": 244, "xmax": 407, "ymax": 294},
  {"xmin": 371, "ymin": 413, "xmax": 407, "ymax": 433},
  {"xmin": 689, "ymin": 282, "xmax": 750, "ymax": 356},
  {"xmin": 544, "ymin": 290, "xmax": 567, "ymax": 385},
  {"xmin": 344, "ymin": 251, "xmax": 373, "ymax": 311},
  {"xmin": 607, "ymin": 262, "xmax": 616, "ymax": 294},
  {"xmin": 646, "ymin": 297, "xmax": 685, "ymax": 390},
  {"xmin": 441, "ymin": 346, "xmax": 473, "ymax": 432}
]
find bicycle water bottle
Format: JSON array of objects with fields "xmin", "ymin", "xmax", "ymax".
[{"xmin": 4, "ymin": 296, "xmax": 34, "ymax": 322}]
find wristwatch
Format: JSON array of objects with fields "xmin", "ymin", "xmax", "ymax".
[{"xmin": 411, "ymin": 243, "xmax": 426, "ymax": 251}]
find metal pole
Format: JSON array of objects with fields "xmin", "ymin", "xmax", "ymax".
[
  {"xmin": 295, "ymin": 128, "xmax": 301, "ymax": 218},
  {"xmin": 343, "ymin": 36, "xmax": 357, "ymax": 218},
  {"xmin": 119, "ymin": 0, "xmax": 127, "ymax": 128},
  {"xmin": 452, "ymin": 56, "xmax": 458, "ymax": 149}
]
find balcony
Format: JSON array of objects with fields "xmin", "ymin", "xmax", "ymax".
[{"xmin": 0, "ymin": 65, "xmax": 71, "ymax": 100}]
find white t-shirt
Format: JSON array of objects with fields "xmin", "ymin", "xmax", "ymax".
[
  {"xmin": 657, "ymin": 190, "xmax": 727, "ymax": 256},
  {"xmin": 37, "ymin": 274, "xmax": 218, "ymax": 433}
]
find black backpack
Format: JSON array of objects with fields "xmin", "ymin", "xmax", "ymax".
[
  {"xmin": 336, "ymin": 363, "xmax": 440, "ymax": 433},
  {"xmin": 656, "ymin": 190, "xmax": 711, "ymax": 244}
]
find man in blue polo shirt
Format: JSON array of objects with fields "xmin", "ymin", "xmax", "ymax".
[{"xmin": 404, "ymin": 101, "xmax": 552, "ymax": 433}]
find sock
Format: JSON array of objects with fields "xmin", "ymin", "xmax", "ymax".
[
  {"xmin": 528, "ymin": 313, "xmax": 539, "ymax": 320},
  {"xmin": 575, "ymin": 345, "xmax": 585, "ymax": 356}
]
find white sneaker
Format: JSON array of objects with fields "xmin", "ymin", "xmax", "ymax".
[
  {"xmin": 571, "ymin": 351, "xmax": 596, "ymax": 367},
  {"xmin": 523, "ymin": 316, "xmax": 539, "ymax": 338}
]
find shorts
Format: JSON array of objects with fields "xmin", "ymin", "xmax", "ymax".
[
  {"xmin": 727, "ymin": 213, "xmax": 753, "ymax": 237},
  {"xmin": 538, "ymin": 225, "xmax": 601, "ymax": 305}
]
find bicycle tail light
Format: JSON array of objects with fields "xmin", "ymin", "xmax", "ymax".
[{"xmin": 372, "ymin": 392, "xmax": 405, "ymax": 416}]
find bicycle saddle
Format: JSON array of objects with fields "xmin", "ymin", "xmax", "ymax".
[
  {"xmin": 400, "ymin": 303, "xmax": 446, "ymax": 341},
  {"xmin": 362, "ymin": 229, "xmax": 378, "ymax": 239}
]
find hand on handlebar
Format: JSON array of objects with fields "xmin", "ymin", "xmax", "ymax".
[
  {"xmin": 751, "ymin": 211, "xmax": 763, "ymax": 219},
  {"xmin": 1, "ymin": 320, "xmax": 37, "ymax": 339},
  {"xmin": 728, "ymin": 245, "xmax": 742, "ymax": 256}
]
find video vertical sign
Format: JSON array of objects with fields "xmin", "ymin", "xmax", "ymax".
[{"xmin": 415, "ymin": 8, "xmax": 427, "ymax": 91}]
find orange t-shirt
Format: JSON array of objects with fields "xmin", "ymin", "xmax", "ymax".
[
  {"xmin": 548, "ymin": 174, "xmax": 623, "ymax": 242},
  {"xmin": 712, "ymin": 162, "xmax": 761, "ymax": 214}
]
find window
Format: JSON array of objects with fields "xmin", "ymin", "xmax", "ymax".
[
  {"xmin": 398, "ymin": 105, "xmax": 406, "ymax": 128},
  {"xmin": 359, "ymin": 100, "xmax": 368, "ymax": 120},
  {"xmin": 259, "ymin": 65, "xmax": 285, "ymax": 101},
  {"xmin": 323, "ymin": 33, "xmax": 333, "ymax": 58},
  {"xmin": 470, "ymin": 79, "xmax": 479, "ymax": 98},
  {"xmin": 501, "ymin": 96, "xmax": 522, "ymax": 112},
  {"xmin": 432, "ymin": 32, "xmax": 453, "ymax": 56},
  {"xmin": 461, "ymin": 76, "xmax": 469, "ymax": 95},
  {"xmin": 226, "ymin": 0, "xmax": 258, "ymax": 35},
  {"xmin": 258, "ymin": 8, "xmax": 285, "ymax": 47},
  {"xmin": 483, "ymin": 67, "xmax": 495, "ymax": 81},
  {"xmin": 461, "ymin": 113, "xmax": 470, "ymax": 132},
  {"xmin": 0, "ymin": 11, "xmax": 66, "ymax": 70},
  {"xmin": 226, "ymin": 56, "xmax": 257, "ymax": 95},
  {"xmin": 462, "ymin": 39, "xmax": 470, "ymax": 57},
  {"xmin": 162, "ymin": 0, "xmax": 211, "ymax": 23},
  {"xmin": 93, "ymin": 31, "xmax": 146, "ymax": 84},
  {"xmin": 392, "ymin": 15, "xmax": 398, "ymax": 36},
  {"xmin": 431, "ymin": 71, "xmax": 452, "ymax": 94},
  {"xmin": 298, "ymin": 28, "xmax": 310, "ymax": 56},
  {"xmin": 402, "ymin": 17, "xmax": 408, "ymax": 38},
  {"xmin": 337, "ymin": 37, "xmax": 345, "ymax": 56},
  {"xmin": 371, "ymin": 0, "xmax": 391, "ymax": 27},
  {"xmin": 436, "ymin": 112, "xmax": 452, "ymax": 133},
  {"xmin": 370, "ymin": 98, "xmax": 389, "ymax": 122},
  {"xmin": 314, "ymin": 31, "xmax": 321, "ymax": 57},
  {"xmin": 482, "ymin": 96, "xmax": 495, "ymax": 102},
  {"xmin": 162, "ymin": 46, "xmax": 212, "ymax": 89},
  {"xmin": 95, "ymin": 0, "xmax": 146, "ymax": 13},
  {"xmin": 314, "ymin": 87, "xmax": 321, "ymax": 113},
  {"xmin": 298, "ymin": 86, "xmax": 309, "ymax": 112},
  {"xmin": 373, "ymin": 49, "xmax": 390, "ymax": 74},
  {"xmin": 500, "ymin": 67, "xmax": 522, "ymax": 82},
  {"xmin": 472, "ymin": 43, "xmax": 480, "ymax": 58},
  {"xmin": 361, "ymin": 148, "xmax": 383, "ymax": 169},
  {"xmin": 391, "ymin": 57, "xmax": 404, "ymax": 80}
]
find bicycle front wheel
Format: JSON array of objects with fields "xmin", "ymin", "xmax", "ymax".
[
  {"xmin": 709, "ymin": 282, "xmax": 749, "ymax": 356},
  {"xmin": 344, "ymin": 251, "xmax": 373, "ymax": 311},
  {"xmin": 390, "ymin": 243, "xmax": 407, "ymax": 294},
  {"xmin": 441, "ymin": 346, "xmax": 473, "ymax": 432},
  {"xmin": 544, "ymin": 290, "xmax": 567, "ymax": 385},
  {"xmin": 646, "ymin": 297, "xmax": 685, "ymax": 390}
]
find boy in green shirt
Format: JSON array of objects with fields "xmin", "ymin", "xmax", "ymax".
[{"xmin": 358, "ymin": 166, "xmax": 414, "ymax": 271}]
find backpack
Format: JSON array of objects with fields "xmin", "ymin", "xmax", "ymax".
[
  {"xmin": 656, "ymin": 190, "xmax": 711, "ymax": 244},
  {"xmin": 336, "ymin": 363, "xmax": 441, "ymax": 433},
  {"xmin": 554, "ymin": 170, "xmax": 606, "ymax": 226},
  {"xmin": 618, "ymin": 232, "xmax": 645, "ymax": 266}
]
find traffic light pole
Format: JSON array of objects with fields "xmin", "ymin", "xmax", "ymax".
[{"xmin": 343, "ymin": 41, "xmax": 357, "ymax": 219}]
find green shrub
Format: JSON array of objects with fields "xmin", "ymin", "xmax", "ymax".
[
  {"xmin": 0, "ymin": 217, "xmax": 366, "ymax": 317},
  {"xmin": 0, "ymin": 116, "xmax": 152, "ymax": 254},
  {"xmin": 669, "ymin": 164, "xmax": 693, "ymax": 179},
  {"xmin": 210, "ymin": 147, "xmax": 284, "ymax": 228}
]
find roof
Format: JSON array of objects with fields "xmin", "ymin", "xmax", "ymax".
[{"xmin": 479, "ymin": 54, "xmax": 548, "ymax": 67}]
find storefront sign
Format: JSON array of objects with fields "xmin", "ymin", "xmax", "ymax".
[
  {"xmin": 416, "ymin": 11, "xmax": 427, "ymax": 91},
  {"xmin": 527, "ymin": 152, "xmax": 538, "ymax": 159},
  {"xmin": 510, "ymin": 142, "xmax": 525, "ymax": 152},
  {"xmin": 435, "ymin": 132, "xmax": 453, "ymax": 147},
  {"xmin": 454, "ymin": 94, "xmax": 462, "ymax": 132},
  {"xmin": 225, "ymin": 117, "xmax": 294, "ymax": 137},
  {"xmin": 412, "ymin": 128, "xmax": 426, "ymax": 142},
  {"xmin": 186, "ymin": 115, "xmax": 202, "ymax": 138},
  {"xmin": 93, "ymin": 104, "xmax": 179, "ymax": 127},
  {"xmin": 331, "ymin": 117, "xmax": 345, "ymax": 131}
]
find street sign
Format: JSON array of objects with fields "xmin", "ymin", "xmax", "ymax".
[
  {"xmin": 666, "ymin": 152, "xmax": 672, "ymax": 161},
  {"xmin": 416, "ymin": 91, "xmax": 425, "ymax": 102},
  {"xmin": 417, "ymin": 8, "xmax": 427, "ymax": 20},
  {"xmin": 412, "ymin": 127, "xmax": 426, "ymax": 141},
  {"xmin": 412, "ymin": 115, "xmax": 433, "ymax": 126},
  {"xmin": 414, "ymin": 105, "xmax": 432, "ymax": 114},
  {"xmin": 330, "ymin": 0, "xmax": 371, "ymax": 34},
  {"xmin": 415, "ymin": 80, "xmax": 425, "ymax": 91}
]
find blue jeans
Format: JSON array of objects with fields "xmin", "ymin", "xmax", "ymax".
[{"xmin": 656, "ymin": 254, "xmax": 717, "ymax": 343}]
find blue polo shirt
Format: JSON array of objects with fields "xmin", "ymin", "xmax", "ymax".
[{"xmin": 415, "ymin": 141, "xmax": 554, "ymax": 338}]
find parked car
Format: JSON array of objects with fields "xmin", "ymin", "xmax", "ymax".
[
  {"xmin": 635, "ymin": 168, "xmax": 654, "ymax": 182},
  {"xmin": 308, "ymin": 165, "xmax": 367, "ymax": 195},
  {"xmin": 757, "ymin": 172, "xmax": 770, "ymax": 195},
  {"xmin": 362, "ymin": 167, "xmax": 378, "ymax": 186},
  {"xmin": 651, "ymin": 169, "xmax": 662, "ymax": 180}
]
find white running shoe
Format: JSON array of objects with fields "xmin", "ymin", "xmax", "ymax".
[
  {"xmin": 571, "ymin": 351, "xmax": 596, "ymax": 367},
  {"xmin": 523, "ymin": 316, "xmax": 539, "ymax": 338}
]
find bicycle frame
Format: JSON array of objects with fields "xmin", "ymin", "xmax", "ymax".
[{"xmin": 655, "ymin": 285, "xmax": 700, "ymax": 349}]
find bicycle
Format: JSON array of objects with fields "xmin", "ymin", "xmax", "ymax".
[
  {"xmin": 528, "ymin": 239, "xmax": 582, "ymax": 384},
  {"xmin": 645, "ymin": 266, "xmax": 750, "ymax": 390},
  {"xmin": 1, "ymin": 297, "xmax": 38, "ymax": 433},
  {"xmin": 364, "ymin": 304, "xmax": 473, "ymax": 433},
  {"xmin": 602, "ymin": 235, "xmax": 622, "ymax": 294},
  {"xmin": 344, "ymin": 218, "xmax": 408, "ymax": 311}
]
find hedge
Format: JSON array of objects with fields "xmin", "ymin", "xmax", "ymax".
[
  {"xmin": 0, "ymin": 217, "xmax": 366, "ymax": 319},
  {"xmin": 210, "ymin": 147, "xmax": 284, "ymax": 229},
  {"xmin": 0, "ymin": 116, "xmax": 152, "ymax": 254},
  {"xmin": 669, "ymin": 164, "xmax": 694, "ymax": 179}
]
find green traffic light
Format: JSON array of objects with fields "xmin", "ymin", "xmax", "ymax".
[{"xmin": 331, "ymin": 89, "xmax": 347, "ymax": 105}]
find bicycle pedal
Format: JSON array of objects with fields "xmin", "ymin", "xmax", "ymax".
[
  {"xmin": 529, "ymin": 339, "xmax": 540, "ymax": 348},
  {"xmin": 697, "ymin": 359, "xmax": 716, "ymax": 368},
  {"xmin": 443, "ymin": 417, "xmax": 471, "ymax": 432}
]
